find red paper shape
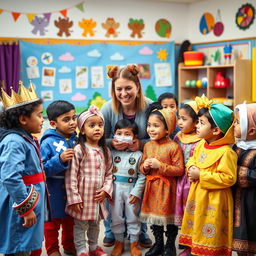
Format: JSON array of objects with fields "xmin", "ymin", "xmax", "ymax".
[
  {"xmin": 60, "ymin": 9, "xmax": 67, "ymax": 18},
  {"xmin": 12, "ymin": 12, "xmax": 21, "ymax": 22}
]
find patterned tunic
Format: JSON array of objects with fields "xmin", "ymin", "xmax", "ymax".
[
  {"xmin": 179, "ymin": 139, "xmax": 237, "ymax": 256},
  {"xmin": 232, "ymin": 145, "xmax": 256, "ymax": 253},
  {"xmin": 65, "ymin": 144, "xmax": 113, "ymax": 221},
  {"xmin": 173, "ymin": 132, "xmax": 200, "ymax": 226},
  {"xmin": 140, "ymin": 137, "xmax": 184, "ymax": 225}
]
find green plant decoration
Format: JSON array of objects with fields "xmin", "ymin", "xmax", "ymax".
[
  {"xmin": 211, "ymin": 49, "xmax": 221, "ymax": 62},
  {"xmin": 145, "ymin": 85, "xmax": 157, "ymax": 101}
]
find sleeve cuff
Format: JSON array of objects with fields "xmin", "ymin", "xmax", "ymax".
[{"xmin": 13, "ymin": 185, "xmax": 40, "ymax": 217}]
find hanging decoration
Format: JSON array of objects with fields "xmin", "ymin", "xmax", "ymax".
[
  {"xmin": 128, "ymin": 18, "xmax": 145, "ymax": 38},
  {"xmin": 54, "ymin": 17, "xmax": 73, "ymax": 37},
  {"xmin": 199, "ymin": 12, "xmax": 215, "ymax": 35},
  {"xmin": 155, "ymin": 19, "xmax": 171, "ymax": 38},
  {"xmin": 102, "ymin": 18, "xmax": 120, "ymax": 38},
  {"xmin": 31, "ymin": 16, "xmax": 50, "ymax": 36},
  {"xmin": 0, "ymin": 2, "xmax": 84, "ymax": 23},
  {"xmin": 213, "ymin": 9, "xmax": 224, "ymax": 36},
  {"xmin": 235, "ymin": 3, "xmax": 255, "ymax": 30},
  {"xmin": 79, "ymin": 18, "xmax": 97, "ymax": 37}
]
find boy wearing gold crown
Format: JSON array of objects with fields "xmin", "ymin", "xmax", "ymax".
[
  {"xmin": 0, "ymin": 82, "xmax": 46, "ymax": 255},
  {"xmin": 179, "ymin": 96, "xmax": 237, "ymax": 256}
]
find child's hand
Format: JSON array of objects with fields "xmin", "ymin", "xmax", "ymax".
[
  {"xmin": 111, "ymin": 139, "xmax": 128, "ymax": 150},
  {"xmin": 60, "ymin": 148, "xmax": 75, "ymax": 163},
  {"xmin": 94, "ymin": 189, "xmax": 108, "ymax": 203},
  {"xmin": 128, "ymin": 139, "xmax": 141, "ymax": 151},
  {"xmin": 150, "ymin": 158, "xmax": 160, "ymax": 169},
  {"xmin": 68, "ymin": 202, "xmax": 83, "ymax": 213},
  {"xmin": 129, "ymin": 194, "xmax": 139, "ymax": 204},
  {"xmin": 144, "ymin": 159, "xmax": 152, "ymax": 170},
  {"xmin": 188, "ymin": 165, "xmax": 200, "ymax": 182},
  {"xmin": 23, "ymin": 210, "xmax": 37, "ymax": 227}
]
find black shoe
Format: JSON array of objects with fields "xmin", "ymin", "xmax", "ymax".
[
  {"xmin": 163, "ymin": 225, "xmax": 178, "ymax": 256},
  {"xmin": 139, "ymin": 236, "xmax": 153, "ymax": 248},
  {"xmin": 145, "ymin": 225, "xmax": 164, "ymax": 256},
  {"xmin": 103, "ymin": 236, "xmax": 115, "ymax": 247}
]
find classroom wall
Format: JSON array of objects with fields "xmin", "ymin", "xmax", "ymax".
[
  {"xmin": 0, "ymin": 0, "xmax": 189, "ymax": 42},
  {"xmin": 187, "ymin": 0, "xmax": 256, "ymax": 43}
]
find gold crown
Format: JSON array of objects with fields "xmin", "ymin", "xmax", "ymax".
[{"xmin": 0, "ymin": 81, "xmax": 39, "ymax": 110}]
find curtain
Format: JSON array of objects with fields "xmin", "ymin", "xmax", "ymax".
[{"xmin": 0, "ymin": 41, "xmax": 20, "ymax": 95}]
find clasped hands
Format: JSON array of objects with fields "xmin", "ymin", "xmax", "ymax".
[{"xmin": 187, "ymin": 165, "xmax": 200, "ymax": 182}]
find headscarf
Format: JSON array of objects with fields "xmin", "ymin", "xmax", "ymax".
[
  {"xmin": 185, "ymin": 100, "xmax": 199, "ymax": 114},
  {"xmin": 153, "ymin": 108, "xmax": 176, "ymax": 136},
  {"xmin": 235, "ymin": 103, "xmax": 256, "ymax": 150},
  {"xmin": 77, "ymin": 105, "xmax": 104, "ymax": 131}
]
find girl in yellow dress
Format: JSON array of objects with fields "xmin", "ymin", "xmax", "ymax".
[
  {"xmin": 179, "ymin": 96, "xmax": 237, "ymax": 256},
  {"xmin": 140, "ymin": 103, "xmax": 184, "ymax": 256}
]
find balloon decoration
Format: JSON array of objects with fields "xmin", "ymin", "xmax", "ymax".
[
  {"xmin": 236, "ymin": 3, "xmax": 255, "ymax": 30},
  {"xmin": 213, "ymin": 9, "xmax": 224, "ymax": 36}
]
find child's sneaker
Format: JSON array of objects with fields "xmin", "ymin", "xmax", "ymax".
[
  {"xmin": 89, "ymin": 246, "xmax": 108, "ymax": 256},
  {"xmin": 178, "ymin": 247, "xmax": 191, "ymax": 256}
]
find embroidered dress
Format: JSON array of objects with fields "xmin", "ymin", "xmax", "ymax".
[
  {"xmin": 232, "ymin": 145, "xmax": 256, "ymax": 254},
  {"xmin": 173, "ymin": 132, "xmax": 200, "ymax": 226},
  {"xmin": 0, "ymin": 128, "xmax": 45, "ymax": 254},
  {"xmin": 65, "ymin": 144, "xmax": 113, "ymax": 221},
  {"xmin": 140, "ymin": 137, "xmax": 184, "ymax": 225},
  {"xmin": 179, "ymin": 136, "xmax": 237, "ymax": 256}
]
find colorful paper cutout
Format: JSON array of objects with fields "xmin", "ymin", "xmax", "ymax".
[
  {"xmin": 79, "ymin": 18, "xmax": 97, "ymax": 37},
  {"xmin": 138, "ymin": 64, "xmax": 150, "ymax": 79},
  {"xmin": 72, "ymin": 92, "xmax": 86, "ymax": 101},
  {"xmin": 236, "ymin": 3, "xmax": 255, "ymax": 30},
  {"xmin": 27, "ymin": 56, "xmax": 38, "ymax": 67},
  {"xmin": 54, "ymin": 17, "xmax": 73, "ymax": 37},
  {"xmin": 199, "ymin": 12, "xmax": 215, "ymax": 35},
  {"xmin": 87, "ymin": 49, "xmax": 101, "ymax": 58},
  {"xmin": 58, "ymin": 66, "xmax": 71, "ymax": 73},
  {"xmin": 139, "ymin": 47, "xmax": 153, "ymax": 55},
  {"xmin": 102, "ymin": 18, "xmax": 120, "ymax": 38},
  {"xmin": 157, "ymin": 49, "xmax": 168, "ymax": 61},
  {"xmin": 41, "ymin": 52, "xmax": 53, "ymax": 64},
  {"xmin": 128, "ymin": 18, "xmax": 145, "ymax": 38},
  {"xmin": 31, "ymin": 16, "xmax": 49, "ymax": 36},
  {"xmin": 155, "ymin": 19, "xmax": 171, "ymax": 38},
  {"xmin": 110, "ymin": 53, "xmax": 124, "ymax": 61},
  {"xmin": 59, "ymin": 52, "xmax": 74, "ymax": 61}
]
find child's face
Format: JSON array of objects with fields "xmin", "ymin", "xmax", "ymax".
[
  {"xmin": 196, "ymin": 115, "xmax": 214, "ymax": 140},
  {"xmin": 20, "ymin": 104, "xmax": 44, "ymax": 134},
  {"xmin": 161, "ymin": 98, "xmax": 178, "ymax": 113},
  {"xmin": 147, "ymin": 114, "xmax": 166, "ymax": 141},
  {"xmin": 50, "ymin": 109, "xmax": 77, "ymax": 138},
  {"xmin": 177, "ymin": 108, "xmax": 196, "ymax": 134},
  {"xmin": 234, "ymin": 111, "xmax": 241, "ymax": 139},
  {"xmin": 115, "ymin": 127, "xmax": 135, "ymax": 139},
  {"xmin": 81, "ymin": 115, "xmax": 104, "ymax": 145}
]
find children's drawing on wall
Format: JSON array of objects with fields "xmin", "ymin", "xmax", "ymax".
[
  {"xmin": 41, "ymin": 52, "xmax": 53, "ymax": 64},
  {"xmin": 138, "ymin": 64, "xmax": 150, "ymax": 79},
  {"xmin": 235, "ymin": 3, "xmax": 255, "ymax": 30},
  {"xmin": 42, "ymin": 67, "xmax": 55, "ymax": 86},
  {"xmin": 59, "ymin": 79, "xmax": 72, "ymax": 93},
  {"xmin": 155, "ymin": 19, "xmax": 171, "ymax": 38},
  {"xmin": 196, "ymin": 42, "xmax": 250, "ymax": 65},
  {"xmin": 154, "ymin": 63, "xmax": 172, "ymax": 87},
  {"xmin": 79, "ymin": 18, "xmax": 97, "ymax": 37},
  {"xmin": 91, "ymin": 66, "xmax": 104, "ymax": 88},
  {"xmin": 27, "ymin": 56, "xmax": 38, "ymax": 67},
  {"xmin": 128, "ymin": 18, "xmax": 145, "ymax": 38},
  {"xmin": 41, "ymin": 90, "xmax": 53, "ymax": 101},
  {"xmin": 54, "ymin": 17, "xmax": 73, "ymax": 37},
  {"xmin": 27, "ymin": 67, "xmax": 40, "ymax": 79},
  {"xmin": 102, "ymin": 18, "xmax": 120, "ymax": 38},
  {"xmin": 76, "ymin": 66, "xmax": 88, "ymax": 88},
  {"xmin": 199, "ymin": 12, "xmax": 215, "ymax": 35}
]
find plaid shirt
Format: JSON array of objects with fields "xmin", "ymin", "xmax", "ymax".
[{"xmin": 65, "ymin": 144, "xmax": 113, "ymax": 220}]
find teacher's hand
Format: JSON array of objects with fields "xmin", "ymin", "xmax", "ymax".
[
  {"xmin": 111, "ymin": 139, "xmax": 129, "ymax": 150},
  {"xmin": 128, "ymin": 138, "xmax": 141, "ymax": 151}
]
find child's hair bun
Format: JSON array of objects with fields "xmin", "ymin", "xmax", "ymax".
[
  {"xmin": 108, "ymin": 66, "xmax": 118, "ymax": 78},
  {"xmin": 146, "ymin": 102, "xmax": 163, "ymax": 117},
  {"xmin": 127, "ymin": 64, "xmax": 139, "ymax": 76}
]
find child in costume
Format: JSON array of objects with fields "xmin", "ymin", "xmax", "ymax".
[
  {"xmin": 173, "ymin": 101, "xmax": 200, "ymax": 256},
  {"xmin": 40, "ymin": 100, "xmax": 77, "ymax": 256},
  {"xmin": 140, "ymin": 103, "xmax": 184, "ymax": 256},
  {"xmin": 110, "ymin": 119, "xmax": 145, "ymax": 256},
  {"xmin": 232, "ymin": 103, "xmax": 256, "ymax": 256},
  {"xmin": 179, "ymin": 95, "xmax": 237, "ymax": 256},
  {"xmin": 65, "ymin": 105, "xmax": 113, "ymax": 256},
  {"xmin": 0, "ymin": 82, "xmax": 46, "ymax": 255}
]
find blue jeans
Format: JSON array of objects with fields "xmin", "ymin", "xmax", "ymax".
[{"xmin": 104, "ymin": 201, "xmax": 149, "ymax": 239}]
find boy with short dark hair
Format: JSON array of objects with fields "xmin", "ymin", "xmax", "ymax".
[{"xmin": 40, "ymin": 100, "xmax": 78, "ymax": 256}]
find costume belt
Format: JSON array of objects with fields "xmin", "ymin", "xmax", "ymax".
[
  {"xmin": 113, "ymin": 175, "xmax": 137, "ymax": 184},
  {"xmin": 144, "ymin": 175, "xmax": 170, "ymax": 199},
  {"xmin": 22, "ymin": 172, "xmax": 45, "ymax": 185}
]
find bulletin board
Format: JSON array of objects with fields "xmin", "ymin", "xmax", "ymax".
[{"xmin": 20, "ymin": 40, "xmax": 175, "ymax": 113}]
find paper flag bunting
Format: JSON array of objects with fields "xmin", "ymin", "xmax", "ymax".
[
  {"xmin": 0, "ymin": 9, "xmax": 3, "ymax": 14},
  {"xmin": 44, "ymin": 13, "xmax": 51, "ymax": 22},
  {"xmin": 26, "ymin": 13, "xmax": 36, "ymax": 23},
  {"xmin": 12, "ymin": 12, "xmax": 21, "ymax": 22},
  {"xmin": 60, "ymin": 9, "xmax": 67, "ymax": 18},
  {"xmin": 76, "ymin": 3, "xmax": 84, "ymax": 12}
]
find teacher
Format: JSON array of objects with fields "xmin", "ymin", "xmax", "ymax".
[{"xmin": 101, "ymin": 64, "xmax": 152, "ymax": 248}]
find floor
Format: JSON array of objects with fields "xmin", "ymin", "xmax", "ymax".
[{"xmin": 39, "ymin": 222, "xmax": 237, "ymax": 256}]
